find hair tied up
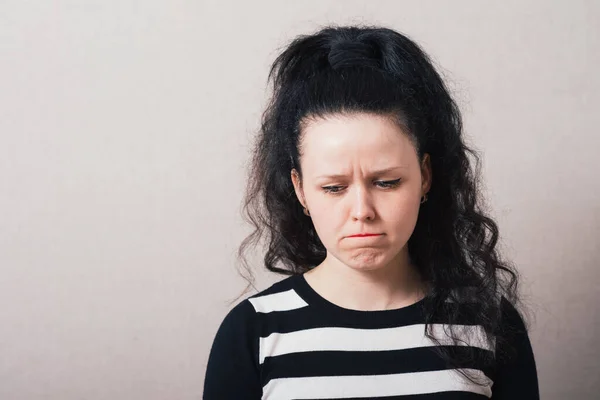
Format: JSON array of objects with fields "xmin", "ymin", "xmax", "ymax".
[{"xmin": 327, "ymin": 40, "xmax": 380, "ymax": 70}]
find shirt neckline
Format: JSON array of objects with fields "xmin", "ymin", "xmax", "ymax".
[{"xmin": 291, "ymin": 273, "xmax": 428, "ymax": 319}]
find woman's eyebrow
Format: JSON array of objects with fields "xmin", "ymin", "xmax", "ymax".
[{"xmin": 315, "ymin": 166, "xmax": 407, "ymax": 180}]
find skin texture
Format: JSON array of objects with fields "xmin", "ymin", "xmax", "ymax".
[{"xmin": 291, "ymin": 112, "xmax": 432, "ymax": 311}]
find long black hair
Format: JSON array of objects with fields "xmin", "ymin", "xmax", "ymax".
[{"xmin": 235, "ymin": 24, "xmax": 523, "ymax": 385}]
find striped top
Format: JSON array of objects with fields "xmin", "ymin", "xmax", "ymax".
[{"xmin": 203, "ymin": 274, "xmax": 538, "ymax": 399}]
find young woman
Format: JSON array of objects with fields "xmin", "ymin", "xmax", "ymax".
[{"xmin": 203, "ymin": 24, "xmax": 539, "ymax": 399}]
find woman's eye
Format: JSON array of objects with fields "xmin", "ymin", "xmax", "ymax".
[
  {"xmin": 322, "ymin": 179, "xmax": 401, "ymax": 194},
  {"xmin": 375, "ymin": 179, "xmax": 401, "ymax": 188},
  {"xmin": 322, "ymin": 186, "xmax": 345, "ymax": 194}
]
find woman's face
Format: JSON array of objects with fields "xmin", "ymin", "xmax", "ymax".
[{"xmin": 291, "ymin": 113, "xmax": 431, "ymax": 273}]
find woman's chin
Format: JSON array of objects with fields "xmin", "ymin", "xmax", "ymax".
[{"xmin": 343, "ymin": 250, "xmax": 390, "ymax": 271}]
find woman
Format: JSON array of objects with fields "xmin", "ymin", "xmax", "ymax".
[{"xmin": 203, "ymin": 24, "xmax": 539, "ymax": 399}]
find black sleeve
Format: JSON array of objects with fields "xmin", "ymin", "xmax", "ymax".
[
  {"xmin": 491, "ymin": 298, "xmax": 540, "ymax": 399},
  {"xmin": 203, "ymin": 299, "xmax": 262, "ymax": 399}
]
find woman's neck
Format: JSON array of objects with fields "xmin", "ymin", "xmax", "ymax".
[{"xmin": 303, "ymin": 249, "xmax": 426, "ymax": 312}]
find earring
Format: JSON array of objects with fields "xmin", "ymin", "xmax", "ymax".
[
  {"xmin": 420, "ymin": 194, "xmax": 428, "ymax": 204},
  {"xmin": 303, "ymin": 207, "xmax": 311, "ymax": 216}
]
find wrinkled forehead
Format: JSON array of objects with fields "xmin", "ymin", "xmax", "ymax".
[{"xmin": 297, "ymin": 113, "xmax": 419, "ymax": 176}]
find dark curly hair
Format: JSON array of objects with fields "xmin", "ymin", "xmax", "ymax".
[{"xmin": 234, "ymin": 24, "xmax": 523, "ymax": 385}]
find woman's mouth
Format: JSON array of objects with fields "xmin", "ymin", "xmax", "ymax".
[{"xmin": 347, "ymin": 233, "xmax": 383, "ymax": 238}]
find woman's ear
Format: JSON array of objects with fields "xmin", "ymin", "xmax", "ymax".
[
  {"xmin": 290, "ymin": 169, "xmax": 307, "ymax": 209},
  {"xmin": 420, "ymin": 153, "xmax": 432, "ymax": 195}
]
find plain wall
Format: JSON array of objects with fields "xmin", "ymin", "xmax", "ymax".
[{"xmin": 1, "ymin": 1, "xmax": 598, "ymax": 399}]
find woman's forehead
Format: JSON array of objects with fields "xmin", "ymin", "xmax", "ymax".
[
  {"xmin": 298, "ymin": 114, "xmax": 418, "ymax": 170},
  {"xmin": 300, "ymin": 113, "xmax": 411, "ymax": 146}
]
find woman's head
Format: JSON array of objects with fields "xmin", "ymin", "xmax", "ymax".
[
  {"xmin": 240, "ymin": 24, "xmax": 482, "ymax": 282},
  {"xmin": 237, "ymin": 24, "xmax": 521, "ymax": 383},
  {"xmin": 291, "ymin": 112, "xmax": 431, "ymax": 275}
]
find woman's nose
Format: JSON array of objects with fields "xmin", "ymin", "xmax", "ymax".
[{"xmin": 351, "ymin": 186, "xmax": 376, "ymax": 221}]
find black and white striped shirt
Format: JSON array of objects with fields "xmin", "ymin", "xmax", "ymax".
[{"xmin": 203, "ymin": 274, "xmax": 538, "ymax": 399}]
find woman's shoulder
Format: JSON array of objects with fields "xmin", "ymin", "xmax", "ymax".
[
  {"xmin": 498, "ymin": 296, "xmax": 529, "ymax": 334},
  {"xmin": 220, "ymin": 274, "xmax": 301, "ymax": 326}
]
